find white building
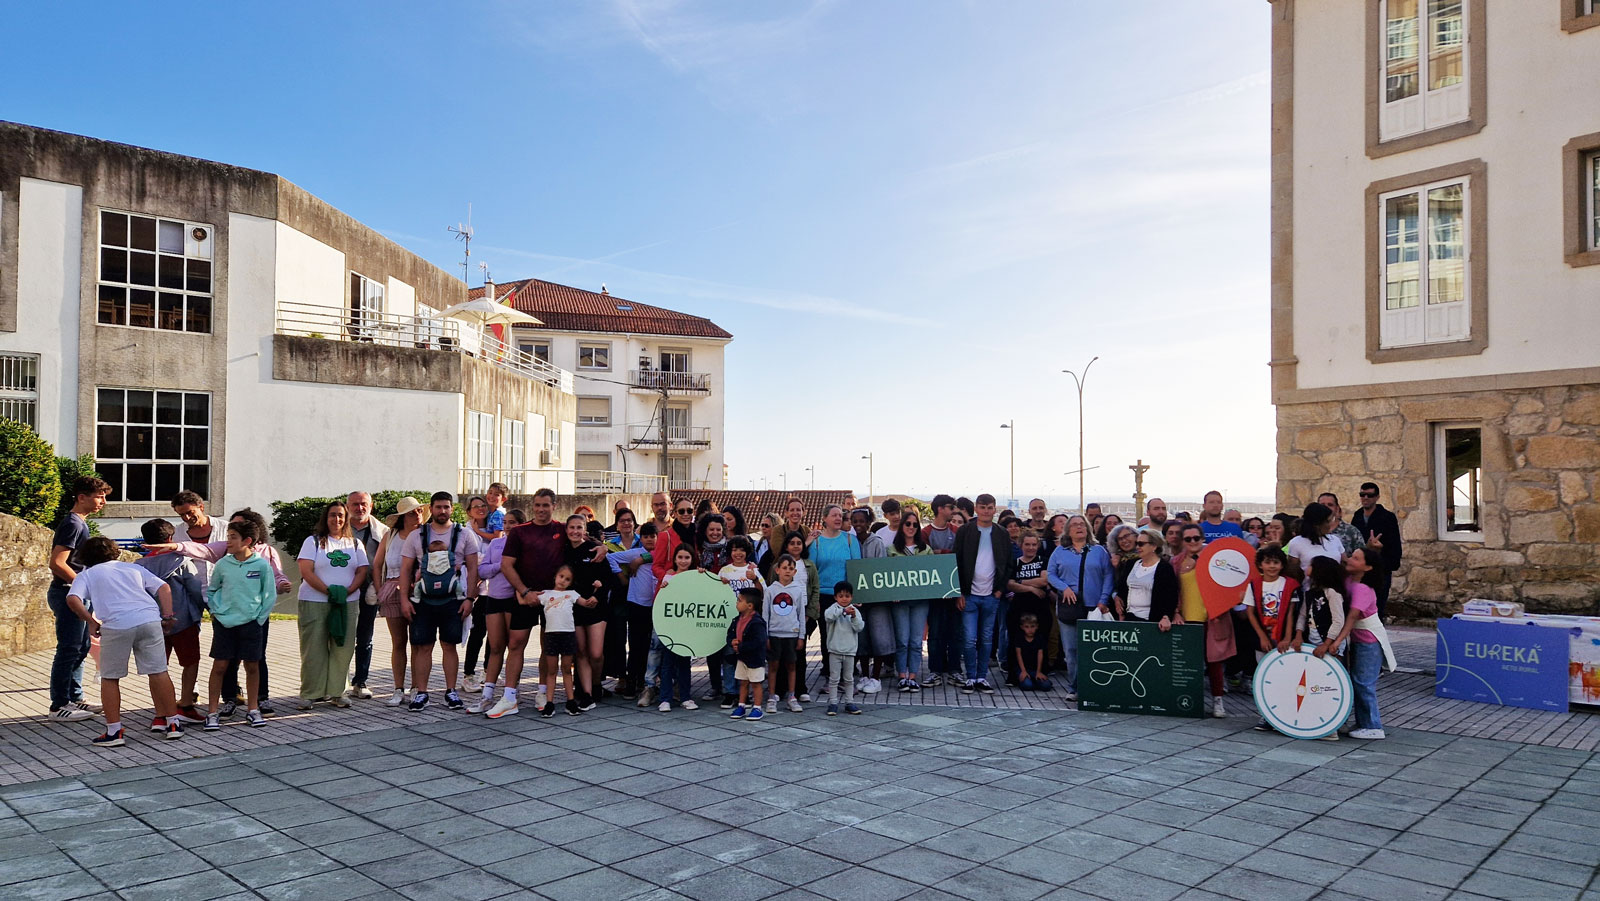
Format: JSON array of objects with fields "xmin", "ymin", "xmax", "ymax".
[
  {"xmin": 1269, "ymin": 2, "xmax": 1600, "ymax": 613},
  {"xmin": 470, "ymin": 278, "xmax": 732, "ymax": 491},
  {"xmin": 0, "ymin": 122, "xmax": 578, "ymax": 536}
]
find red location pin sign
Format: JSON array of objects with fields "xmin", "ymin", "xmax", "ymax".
[{"xmin": 1197, "ymin": 537, "xmax": 1258, "ymax": 619}]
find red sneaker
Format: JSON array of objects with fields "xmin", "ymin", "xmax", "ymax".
[
  {"xmin": 172, "ymin": 706, "xmax": 207, "ymax": 724},
  {"xmin": 148, "ymin": 716, "xmax": 168, "ymax": 733}
]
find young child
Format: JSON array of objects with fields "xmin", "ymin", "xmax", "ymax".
[
  {"xmin": 657, "ymin": 546, "xmax": 699, "ymax": 712},
  {"xmin": 203, "ymin": 522, "xmax": 277, "ymax": 730},
  {"xmin": 728, "ymin": 587, "xmax": 769, "ymax": 720},
  {"xmin": 536, "ymin": 565, "xmax": 585, "ymax": 718},
  {"xmin": 1323, "ymin": 548, "xmax": 1393, "ymax": 740},
  {"xmin": 62, "ymin": 538, "xmax": 183, "ymax": 746},
  {"xmin": 419, "ymin": 539, "xmax": 456, "ymax": 597},
  {"xmin": 133, "ymin": 518, "xmax": 207, "ymax": 729},
  {"xmin": 822, "ymin": 582, "xmax": 864, "ymax": 716},
  {"xmin": 1012, "ymin": 614, "xmax": 1052, "ymax": 691},
  {"xmin": 763, "ymin": 555, "xmax": 807, "ymax": 713},
  {"xmin": 1244, "ymin": 545, "xmax": 1301, "ymax": 658}
]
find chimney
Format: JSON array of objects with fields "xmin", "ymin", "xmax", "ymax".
[
  {"xmin": 485, "ymin": 276, "xmax": 496, "ymax": 304},
  {"xmin": 601, "ymin": 283, "xmax": 609, "ymax": 296}
]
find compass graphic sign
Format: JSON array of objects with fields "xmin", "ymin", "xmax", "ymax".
[{"xmin": 1253, "ymin": 650, "xmax": 1353, "ymax": 739}]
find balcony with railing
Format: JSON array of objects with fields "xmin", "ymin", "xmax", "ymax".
[
  {"xmin": 628, "ymin": 369, "xmax": 712, "ymax": 394},
  {"xmin": 276, "ymin": 301, "xmax": 574, "ymax": 394},
  {"xmin": 460, "ymin": 468, "xmax": 667, "ymax": 496},
  {"xmin": 627, "ymin": 424, "xmax": 712, "ymax": 448}
]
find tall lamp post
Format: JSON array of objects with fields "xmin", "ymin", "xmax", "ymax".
[
  {"xmin": 805, "ymin": 465, "xmax": 815, "ymax": 490},
  {"xmin": 1062, "ymin": 356, "xmax": 1099, "ymax": 515},
  {"xmin": 861, "ymin": 454, "xmax": 874, "ymax": 510},
  {"xmin": 999, "ymin": 421, "xmax": 1015, "ymax": 509},
  {"xmin": 779, "ymin": 472, "xmax": 787, "ymax": 492}
]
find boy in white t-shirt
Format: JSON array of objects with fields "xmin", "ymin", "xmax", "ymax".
[
  {"xmin": 63, "ymin": 538, "xmax": 184, "ymax": 747},
  {"xmin": 536, "ymin": 564, "xmax": 584, "ymax": 719}
]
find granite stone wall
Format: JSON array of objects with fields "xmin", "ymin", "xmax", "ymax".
[
  {"xmin": 0, "ymin": 513, "xmax": 56, "ymax": 659},
  {"xmin": 1277, "ymin": 385, "xmax": 1600, "ymax": 620}
]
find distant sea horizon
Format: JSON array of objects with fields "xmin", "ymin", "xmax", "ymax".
[{"xmin": 886, "ymin": 493, "xmax": 1283, "ymax": 516}]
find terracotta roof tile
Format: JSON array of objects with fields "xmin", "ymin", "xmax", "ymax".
[{"xmin": 468, "ymin": 278, "xmax": 731, "ymax": 340}]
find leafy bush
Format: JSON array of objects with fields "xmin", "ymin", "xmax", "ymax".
[
  {"xmin": 55, "ymin": 454, "xmax": 104, "ymax": 536},
  {"xmin": 271, "ymin": 490, "xmax": 465, "ymax": 557},
  {"xmin": 0, "ymin": 420, "xmax": 62, "ymax": 527}
]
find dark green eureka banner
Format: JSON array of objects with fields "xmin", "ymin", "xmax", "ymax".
[{"xmin": 1078, "ymin": 621, "xmax": 1205, "ymax": 717}]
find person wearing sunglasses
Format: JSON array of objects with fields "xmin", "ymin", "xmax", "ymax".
[
  {"xmin": 650, "ymin": 499, "xmax": 699, "ymax": 586},
  {"xmin": 1113, "ymin": 529, "xmax": 1177, "ymax": 628},
  {"xmin": 1350, "ymin": 483, "xmax": 1401, "ymax": 619}
]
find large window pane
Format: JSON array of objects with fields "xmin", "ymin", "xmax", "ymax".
[
  {"xmin": 157, "ymin": 220, "xmax": 184, "ymax": 254},
  {"xmin": 1427, "ymin": 0, "xmax": 1463, "ymax": 90},
  {"xmin": 98, "ymin": 210, "xmax": 212, "ymax": 334},
  {"xmin": 128, "ymin": 289, "xmax": 156, "ymax": 328},
  {"xmin": 96, "ymin": 424, "xmax": 123, "ymax": 458},
  {"xmin": 158, "ymin": 254, "xmax": 185, "ymax": 290},
  {"xmin": 128, "ymin": 251, "xmax": 156, "ymax": 287},
  {"xmin": 154, "ymin": 463, "xmax": 181, "ymax": 502},
  {"xmin": 183, "ymin": 427, "xmax": 207, "ymax": 460},
  {"xmin": 101, "ymin": 248, "xmax": 127, "ymax": 284},
  {"xmin": 126, "ymin": 390, "xmax": 154, "ymax": 423},
  {"xmin": 1384, "ymin": 193, "xmax": 1420, "ymax": 310},
  {"xmin": 1427, "ymin": 184, "xmax": 1464, "ymax": 305},
  {"xmin": 98, "ymin": 388, "xmax": 124, "ymax": 423},
  {"xmin": 129, "ymin": 215, "xmax": 156, "ymax": 251},
  {"xmin": 1442, "ymin": 427, "xmax": 1480, "ymax": 533},
  {"xmin": 97, "ymin": 285, "xmax": 127, "ymax": 325},
  {"xmin": 156, "ymin": 426, "xmax": 182, "ymax": 459},
  {"xmin": 124, "ymin": 463, "xmax": 153, "ymax": 501},
  {"xmin": 185, "ymin": 296, "xmax": 211, "ymax": 333},
  {"xmin": 1590, "ymin": 153, "xmax": 1599, "ymax": 252},
  {"xmin": 101, "ymin": 211, "xmax": 127, "ymax": 248},
  {"xmin": 1385, "ymin": 0, "xmax": 1420, "ymax": 102},
  {"xmin": 183, "ymin": 393, "xmax": 209, "ymax": 426}
]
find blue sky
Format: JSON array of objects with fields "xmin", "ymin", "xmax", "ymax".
[{"xmin": 2, "ymin": 1, "xmax": 1273, "ymax": 504}]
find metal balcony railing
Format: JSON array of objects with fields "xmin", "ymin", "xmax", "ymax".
[
  {"xmin": 627, "ymin": 424, "xmax": 712, "ymax": 447},
  {"xmin": 276, "ymin": 301, "xmax": 574, "ymax": 394},
  {"xmin": 629, "ymin": 370, "xmax": 712, "ymax": 393}
]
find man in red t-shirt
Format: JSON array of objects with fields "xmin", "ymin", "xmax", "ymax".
[{"xmin": 501, "ymin": 489, "xmax": 566, "ymax": 704}]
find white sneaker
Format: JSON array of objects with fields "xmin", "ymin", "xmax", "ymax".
[
  {"xmin": 385, "ymin": 689, "xmax": 407, "ymax": 707},
  {"xmin": 658, "ymin": 701, "xmax": 672, "ymax": 712},
  {"xmin": 636, "ymin": 686, "xmax": 657, "ymax": 708},
  {"xmin": 1065, "ymin": 691, "xmax": 1079, "ymax": 701},
  {"xmin": 859, "ymin": 678, "xmax": 881, "ymax": 694},
  {"xmin": 486, "ymin": 694, "xmax": 519, "ymax": 719},
  {"xmin": 1349, "ymin": 728, "xmax": 1386, "ymax": 740},
  {"xmin": 765, "ymin": 697, "xmax": 777, "ymax": 714},
  {"xmin": 1212, "ymin": 698, "xmax": 1226, "ymax": 718},
  {"xmin": 787, "ymin": 697, "xmax": 803, "ymax": 713},
  {"xmin": 463, "ymin": 675, "xmax": 482, "ymax": 693},
  {"xmin": 48, "ymin": 706, "xmax": 95, "ymax": 722},
  {"xmin": 466, "ymin": 694, "xmax": 493, "ymax": 715},
  {"xmin": 799, "ymin": 693, "xmax": 812, "ymax": 703},
  {"xmin": 350, "ymin": 684, "xmax": 373, "ymax": 700},
  {"xmin": 682, "ymin": 699, "xmax": 699, "ymax": 710}
]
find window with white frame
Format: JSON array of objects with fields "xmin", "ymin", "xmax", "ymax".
[
  {"xmin": 1380, "ymin": 175, "xmax": 1470, "ymax": 348},
  {"xmin": 465, "ymin": 410, "xmax": 495, "ymax": 476},
  {"xmin": 501, "ymin": 418, "xmax": 526, "ymax": 491},
  {"xmin": 577, "ymin": 342, "xmax": 610, "ymax": 370},
  {"xmin": 95, "ymin": 388, "xmax": 210, "ymax": 502},
  {"xmin": 1380, "ymin": 0, "xmax": 1469, "ymax": 142},
  {"xmin": 660, "ymin": 348, "xmax": 691, "ymax": 372},
  {"xmin": 1435, "ymin": 423, "xmax": 1482, "ymax": 540},
  {"xmin": 518, "ymin": 339, "xmax": 550, "ymax": 364},
  {"xmin": 577, "ymin": 396, "xmax": 611, "ymax": 426},
  {"xmin": 576, "ymin": 453, "xmax": 611, "ymax": 486},
  {"xmin": 1590, "ymin": 151, "xmax": 1599, "ymax": 252},
  {"xmin": 414, "ymin": 301, "xmax": 443, "ymax": 347},
  {"xmin": 0, "ymin": 352, "xmax": 39, "ymax": 431},
  {"xmin": 349, "ymin": 272, "xmax": 385, "ymax": 339},
  {"xmin": 546, "ymin": 427, "xmax": 561, "ymax": 462},
  {"xmin": 98, "ymin": 211, "xmax": 213, "ymax": 333},
  {"xmin": 666, "ymin": 455, "xmax": 691, "ymax": 489}
]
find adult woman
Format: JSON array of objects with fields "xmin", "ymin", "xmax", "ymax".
[
  {"xmin": 1242, "ymin": 517, "xmax": 1265, "ymax": 547},
  {"xmin": 1285, "ymin": 502, "xmax": 1345, "ymax": 578},
  {"xmin": 1163, "ymin": 520, "xmax": 1186, "ymax": 559},
  {"xmin": 781, "ymin": 498, "xmax": 809, "ymax": 546},
  {"xmin": 1262, "ymin": 518, "xmax": 1286, "ymax": 547},
  {"xmin": 1046, "ymin": 515, "xmax": 1114, "ymax": 701},
  {"xmin": 1105, "ymin": 524, "xmax": 1140, "ymax": 570},
  {"xmin": 603, "ymin": 509, "xmax": 642, "ymax": 690},
  {"xmin": 470, "ymin": 508, "xmax": 528, "ymax": 715},
  {"xmin": 372, "ymin": 497, "xmax": 422, "ymax": 707},
  {"xmin": 888, "ymin": 512, "xmax": 934, "ymax": 691},
  {"xmin": 950, "ymin": 510, "xmax": 968, "ymax": 530},
  {"xmin": 807, "ymin": 505, "xmax": 861, "ymax": 696},
  {"xmin": 1177, "ymin": 523, "xmax": 1236, "ymax": 717},
  {"xmin": 1172, "ymin": 524, "xmax": 1207, "ymax": 625},
  {"xmin": 754, "ymin": 514, "xmax": 781, "ymax": 568},
  {"xmin": 692, "ymin": 512, "xmax": 737, "ymax": 704},
  {"xmin": 1114, "ymin": 530, "xmax": 1178, "ymax": 628},
  {"xmin": 574, "ymin": 504, "xmax": 596, "ymax": 522},
  {"xmin": 562, "ymin": 514, "xmax": 617, "ymax": 710},
  {"xmin": 1045, "ymin": 514, "xmax": 1069, "ymax": 559},
  {"xmin": 461, "ymin": 496, "xmax": 492, "ymax": 691},
  {"xmin": 295, "ymin": 500, "xmax": 370, "ymax": 709},
  {"xmin": 1094, "ymin": 514, "xmax": 1124, "ymax": 547},
  {"xmin": 721, "ymin": 505, "xmax": 747, "ymax": 544}
]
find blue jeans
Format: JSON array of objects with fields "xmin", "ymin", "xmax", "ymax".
[
  {"xmin": 352, "ymin": 600, "xmax": 379, "ymax": 686},
  {"xmin": 993, "ymin": 598, "xmax": 1010, "ymax": 668},
  {"xmin": 892, "ymin": 599, "xmax": 930, "ymax": 677},
  {"xmin": 658, "ymin": 651, "xmax": 691, "ymax": 703},
  {"xmin": 645, "ymin": 634, "xmax": 662, "ymax": 686},
  {"xmin": 927, "ymin": 597, "xmax": 965, "ymax": 674},
  {"xmin": 48, "ymin": 584, "xmax": 91, "ymax": 710},
  {"xmin": 1056, "ymin": 620, "xmax": 1079, "ymax": 691},
  {"xmin": 961, "ymin": 594, "xmax": 1000, "ymax": 682},
  {"xmin": 1351, "ymin": 640, "xmax": 1383, "ymax": 731}
]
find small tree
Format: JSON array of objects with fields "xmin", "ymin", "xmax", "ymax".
[
  {"xmin": 0, "ymin": 420, "xmax": 63, "ymax": 527},
  {"xmin": 899, "ymin": 496, "xmax": 935, "ymax": 525}
]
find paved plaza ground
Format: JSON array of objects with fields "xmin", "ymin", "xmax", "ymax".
[{"xmin": 2, "ymin": 626, "xmax": 1599, "ymax": 899}]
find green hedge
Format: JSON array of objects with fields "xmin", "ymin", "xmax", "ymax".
[
  {"xmin": 0, "ymin": 420, "xmax": 62, "ymax": 527},
  {"xmin": 270, "ymin": 490, "xmax": 465, "ymax": 557}
]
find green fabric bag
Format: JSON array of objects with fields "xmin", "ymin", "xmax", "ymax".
[{"xmin": 326, "ymin": 584, "xmax": 349, "ymax": 645}]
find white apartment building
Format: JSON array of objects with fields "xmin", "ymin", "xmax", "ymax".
[
  {"xmin": 0, "ymin": 122, "xmax": 578, "ymax": 536},
  {"xmin": 1269, "ymin": 2, "xmax": 1600, "ymax": 614},
  {"xmin": 470, "ymin": 278, "xmax": 732, "ymax": 491}
]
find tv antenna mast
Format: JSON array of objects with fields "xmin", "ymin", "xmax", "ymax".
[{"xmin": 448, "ymin": 204, "xmax": 474, "ymax": 283}]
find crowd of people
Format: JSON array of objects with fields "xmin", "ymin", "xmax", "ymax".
[{"xmin": 40, "ymin": 476, "xmax": 1403, "ymax": 746}]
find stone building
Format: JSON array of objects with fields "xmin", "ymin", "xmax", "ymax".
[
  {"xmin": 1268, "ymin": 2, "xmax": 1600, "ymax": 616},
  {"xmin": 0, "ymin": 122, "xmax": 578, "ymax": 537}
]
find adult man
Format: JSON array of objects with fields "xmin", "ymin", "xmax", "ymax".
[
  {"xmin": 398, "ymin": 492, "xmax": 480, "ymax": 711},
  {"xmin": 852, "ymin": 508, "xmax": 892, "ymax": 693},
  {"xmin": 1164, "ymin": 520, "xmax": 1186, "ymax": 558},
  {"xmin": 346, "ymin": 490, "xmax": 389, "ymax": 699},
  {"xmin": 1318, "ymin": 492, "xmax": 1365, "ymax": 555},
  {"xmin": 46, "ymin": 477, "xmax": 111, "ymax": 722},
  {"xmin": 1025, "ymin": 499, "xmax": 1050, "ymax": 534},
  {"xmin": 921, "ymin": 494, "xmax": 963, "ymax": 686},
  {"xmin": 871, "ymin": 498, "xmax": 902, "ymax": 546},
  {"xmin": 954, "ymin": 494, "xmax": 1015, "ymax": 694},
  {"xmin": 1199, "ymin": 491, "xmax": 1243, "ymax": 544},
  {"xmin": 1084, "ymin": 502, "xmax": 1102, "ymax": 536},
  {"xmin": 1351, "ymin": 483, "xmax": 1402, "ymax": 618},
  {"xmin": 501, "ymin": 488, "xmax": 568, "ymax": 711},
  {"xmin": 1145, "ymin": 498, "xmax": 1169, "ymax": 530},
  {"xmin": 632, "ymin": 491, "xmax": 675, "ymax": 709}
]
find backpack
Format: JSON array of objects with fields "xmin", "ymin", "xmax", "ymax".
[{"xmin": 417, "ymin": 525, "xmax": 462, "ymax": 603}]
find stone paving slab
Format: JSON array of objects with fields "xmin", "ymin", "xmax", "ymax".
[{"xmin": 1, "ymin": 704, "xmax": 1597, "ymax": 900}]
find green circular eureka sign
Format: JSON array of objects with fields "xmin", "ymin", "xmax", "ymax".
[{"xmin": 653, "ymin": 570, "xmax": 736, "ymax": 659}]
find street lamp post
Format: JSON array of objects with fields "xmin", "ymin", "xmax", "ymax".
[
  {"xmin": 805, "ymin": 465, "xmax": 815, "ymax": 490},
  {"xmin": 999, "ymin": 421, "xmax": 1014, "ymax": 509},
  {"xmin": 861, "ymin": 454, "xmax": 873, "ymax": 510},
  {"xmin": 1062, "ymin": 356, "xmax": 1099, "ymax": 515},
  {"xmin": 779, "ymin": 472, "xmax": 787, "ymax": 493}
]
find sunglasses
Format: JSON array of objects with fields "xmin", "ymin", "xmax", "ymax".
[
  {"xmin": 1184, "ymin": 536, "xmax": 1204, "ymax": 543},
  {"xmin": 1135, "ymin": 540, "xmax": 1153, "ymax": 547},
  {"xmin": 675, "ymin": 509, "xmax": 693, "ymax": 515},
  {"xmin": 1359, "ymin": 491, "xmax": 1378, "ymax": 498}
]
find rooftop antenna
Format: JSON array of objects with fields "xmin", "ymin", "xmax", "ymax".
[
  {"xmin": 448, "ymin": 203, "xmax": 474, "ymax": 283},
  {"xmin": 478, "ymin": 261, "xmax": 491, "ymax": 290}
]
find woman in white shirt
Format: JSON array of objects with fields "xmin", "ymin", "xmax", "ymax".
[
  {"xmin": 296, "ymin": 500, "xmax": 370, "ymax": 710},
  {"xmin": 1284, "ymin": 502, "xmax": 1345, "ymax": 577}
]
